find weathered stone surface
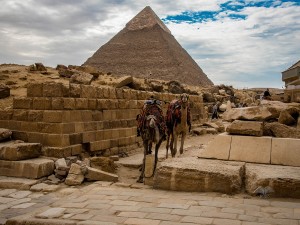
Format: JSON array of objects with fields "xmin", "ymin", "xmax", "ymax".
[
  {"xmin": 30, "ymin": 183, "xmax": 60, "ymax": 192},
  {"xmin": 0, "ymin": 158, "xmax": 54, "ymax": 179},
  {"xmin": 278, "ymin": 110, "xmax": 296, "ymax": 125},
  {"xmin": 36, "ymin": 208, "xmax": 66, "ymax": 219},
  {"xmin": 245, "ymin": 163, "xmax": 300, "ymax": 198},
  {"xmin": 154, "ymin": 158, "xmax": 244, "ymax": 194},
  {"xmin": 222, "ymin": 106, "xmax": 273, "ymax": 122},
  {"xmin": 0, "ymin": 142, "xmax": 41, "ymax": 161},
  {"xmin": 70, "ymin": 71, "xmax": 94, "ymax": 85},
  {"xmin": 0, "ymin": 128, "xmax": 12, "ymax": 141},
  {"xmin": 226, "ymin": 120, "xmax": 263, "ymax": 136},
  {"xmin": 271, "ymin": 138, "xmax": 300, "ymax": 167},
  {"xmin": 0, "ymin": 176, "xmax": 39, "ymax": 190},
  {"xmin": 0, "ymin": 84, "xmax": 10, "ymax": 99},
  {"xmin": 230, "ymin": 136, "xmax": 271, "ymax": 164},
  {"xmin": 198, "ymin": 134, "xmax": 231, "ymax": 160},
  {"xmin": 263, "ymin": 122, "xmax": 300, "ymax": 138},
  {"xmin": 85, "ymin": 166, "xmax": 118, "ymax": 182},
  {"xmin": 90, "ymin": 156, "xmax": 116, "ymax": 173},
  {"xmin": 115, "ymin": 76, "xmax": 133, "ymax": 88},
  {"xmin": 65, "ymin": 163, "xmax": 84, "ymax": 186}
]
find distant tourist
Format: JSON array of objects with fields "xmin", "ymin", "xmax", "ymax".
[
  {"xmin": 263, "ymin": 88, "xmax": 271, "ymax": 100},
  {"xmin": 211, "ymin": 103, "xmax": 219, "ymax": 120}
]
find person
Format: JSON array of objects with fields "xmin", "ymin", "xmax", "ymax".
[
  {"xmin": 211, "ymin": 103, "xmax": 219, "ymax": 120},
  {"xmin": 263, "ymin": 88, "xmax": 271, "ymax": 100}
]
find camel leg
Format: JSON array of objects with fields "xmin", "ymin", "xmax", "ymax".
[
  {"xmin": 179, "ymin": 132, "xmax": 186, "ymax": 154},
  {"xmin": 153, "ymin": 136, "xmax": 164, "ymax": 174},
  {"xmin": 166, "ymin": 134, "xmax": 170, "ymax": 159},
  {"xmin": 137, "ymin": 140, "xmax": 147, "ymax": 183},
  {"xmin": 173, "ymin": 131, "xmax": 178, "ymax": 157}
]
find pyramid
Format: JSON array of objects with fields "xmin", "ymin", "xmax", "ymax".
[{"xmin": 83, "ymin": 6, "xmax": 213, "ymax": 86}]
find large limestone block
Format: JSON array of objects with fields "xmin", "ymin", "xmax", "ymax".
[
  {"xmin": 85, "ymin": 166, "xmax": 118, "ymax": 182},
  {"xmin": 198, "ymin": 134, "xmax": 231, "ymax": 160},
  {"xmin": 154, "ymin": 158, "xmax": 244, "ymax": 194},
  {"xmin": 226, "ymin": 120, "xmax": 263, "ymax": 136},
  {"xmin": 263, "ymin": 122, "xmax": 300, "ymax": 138},
  {"xmin": 271, "ymin": 138, "xmax": 300, "ymax": 167},
  {"xmin": 222, "ymin": 106, "xmax": 273, "ymax": 122},
  {"xmin": 0, "ymin": 158, "xmax": 54, "ymax": 179},
  {"xmin": 0, "ymin": 142, "xmax": 41, "ymax": 161},
  {"xmin": 0, "ymin": 128, "xmax": 12, "ymax": 141},
  {"xmin": 230, "ymin": 136, "xmax": 271, "ymax": 164},
  {"xmin": 65, "ymin": 163, "xmax": 84, "ymax": 186},
  {"xmin": 245, "ymin": 163, "xmax": 300, "ymax": 198},
  {"xmin": 0, "ymin": 176, "xmax": 39, "ymax": 190}
]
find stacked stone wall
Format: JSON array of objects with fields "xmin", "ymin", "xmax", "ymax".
[{"xmin": 0, "ymin": 82, "xmax": 204, "ymax": 157}]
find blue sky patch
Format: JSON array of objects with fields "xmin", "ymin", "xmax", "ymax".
[{"xmin": 162, "ymin": 0, "xmax": 300, "ymax": 24}]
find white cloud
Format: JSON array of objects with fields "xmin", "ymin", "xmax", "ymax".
[{"xmin": 0, "ymin": 0, "xmax": 299, "ymax": 88}]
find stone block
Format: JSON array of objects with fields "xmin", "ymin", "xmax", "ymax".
[
  {"xmin": 81, "ymin": 85, "xmax": 96, "ymax": 98},
  {"xmin": 43, "ymin": 82, "xmax": 64, "ymax": 97},
  {"xmin": 245, "ymin": 163, "xmax": 300, "ymax": 198},
  {"xmin": 42, "ymin": 146, "xmax": 72, "ymax": 158},
  {"xmin": 81, "ymin": 110, "xmax": 93, "ymax": 121},
  {"xmin": 43, "ymin": 111, "xmax": 63, "ymax": 123},
  {"xmin": 230, "ymin": 136, "xmax": 271, "ymax": 164},
  {"xmin": 51, "ymin": 98, "xmax": 64, "ymax": 110},
  {"xmin": 96, "ymin": 87, "xmax": 104, "ymax": 98},
  {"xmin": 85, "ymin": 166, "xmax": 118, "ymax": 182},
  {"xmin": 92, "ymin": 111, "xmax": 102, "ymax": 121},
  {"xmin": 27, "ymin": 83, "xmax": 43, "ymax": 97},
  {"xmin": 0, "ymin": 128, "xmax": 12, "ymax": 141},
  {"xmin": 71, "ymin": 144, "xmax": 82, "ymax": 155},
  {"xmin": 9, "ymin": 120, "xmax": 22, "ymax": 130},
  {"xmin": 27, "ymin": 132, "xmax": 43, "ymax": 143},
  {"xmin": 11, "ymin": 131, "xmax": 28, "ymax": 142},
  {"xmin": 12, "ymin": 109, "xmax": 28, "ymax": 121},
  {"xmin": 154, "ymin": 158, "xmax": 244, "ymax": 194},
  {"xmin": 0, "ymin": 109, "xmax": 13, "ymax": 120},
  {"xmin": 32, "ymin": 97, "xmax": 52, "ymax": 110},
  {"xmin": 28, "ymin": 110, "xmax": 43, "ymax": 122},
  {"xmin": 88, "ymin": 99, "xmax": 97, "ymax": 110},
  {"xmin": 63, "ymin": 98, "xmax": 76, "ymax": 109},
  {"xmin": 109, "ymin": 88, "xmax": 117, "ymax": 99},
  {"xmin": 0, "ymin": 120, "xmax": 11, "ymax": 129},
  {"xmin": 198, "ymin": 134, "xmax": 231, "ymax": 160},
  {"xmin": 88, "ymin": 140, "xmax": 110, "ymax": 152},
  {"xmin": 75, "ymin": 98, "xmax": 88, "ymax": 109},
  {"xmin": 43, "ymin": 134, "xmax": 70, "ymax": 147},
  {"xmin": 65, "ymin": 164, "xmax": 84, "ymax": 186},
  {"xmin": 69, "ymin": 133, "xmax": 82, "ymax": 145},
  {"xmin": 13, "ymin": 97, "xmax": 32, "ymax": 109},
  {"xmin": 82, "ymin": 131, "xmax": 96, "ymax": 143},
  {"xmin": 271, "ymin": 138, "xmax": 300, "ymax": 167},
  {"xmin": 69, "ymin": 83, "xmax": 81, "ymax": 98},
  {"xmin": 20, "ymin": 121, "xmax": 39, "ymax": 132},
  {"xmin": 226, "ymin": 120, "xmax": 263, "ymax": 136},
  {"xmin": 0, "ymin": 142, "xmax": 41, "ymax": 161},
  {"xmin": 0, "ymin": 158, "xmax": 54, "ymax": 179},
  {"xmin": 0, "ymin": 176, "xmax": 39, "ymax": 190}
]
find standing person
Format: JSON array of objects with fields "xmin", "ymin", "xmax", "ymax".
[
  {"xmin": 211, "ymin": 103, "xmax": 219, "ymax": 120},
  {"xmin": 263, "ymin": 88, "xmax": 271, "ymax": 100}
]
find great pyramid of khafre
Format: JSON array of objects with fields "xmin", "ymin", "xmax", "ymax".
[{"xmin": 83, "ymin": 6, "xmax": 213, "ymax": 86}]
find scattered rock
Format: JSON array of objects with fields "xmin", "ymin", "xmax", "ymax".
[
  {"xmin": 263, "ymin": 122, "xmax": 300, "ymax": 138},
  {"xmin": 226, "ymin": 120, "xmax": 263, "ymax": 137},
  {"xmin": 115, "ymin": 76, "xmax": 133, "ymax": 88},
  {"xmin": 0, "ymin": 128, "xmax": 12, "ymax": 141},
  {"xmin": 70, "ymin": 70, "xmax": 94, "ymax": 85}
]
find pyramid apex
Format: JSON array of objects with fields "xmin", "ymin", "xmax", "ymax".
[{"xmin": 126, "ymin": 6, "xmax": 171, "ymax": 34}]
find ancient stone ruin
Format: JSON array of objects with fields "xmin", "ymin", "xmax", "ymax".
[{"xmin": 83, "ymin": 6, "xmax": 213, "ymax": 87}]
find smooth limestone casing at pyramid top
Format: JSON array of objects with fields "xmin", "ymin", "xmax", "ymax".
[{"xmin": 83, "ymin": 6, "xmax": 213, "ymax": 87}]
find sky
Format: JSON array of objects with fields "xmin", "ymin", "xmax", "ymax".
[{"xmin": 0, "ymin": 0, "xmax": 299, "ymax": 89}]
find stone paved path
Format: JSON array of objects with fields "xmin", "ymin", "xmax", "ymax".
[{"xmin": 1, "ymin": 181, "xmax": 300, "ymax": 225}]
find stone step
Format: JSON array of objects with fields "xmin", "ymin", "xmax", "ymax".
[
  {"xmin": 245, "ymin": 163, "xmax": 300, "ymax": 198},
  {"xmin": 0, "ymin": 176, "xmax": 39, "ymax": 190},
  {"xmin": 0, "ymin": 158, "xmax": 54, "ymax": 179},
  {"xmin": 153, "ymin": 158, "xmax": 245, "ymax": 194},
  {"xmin": 0, "ymin": 141, "xmax": 41, "ymax": 161}
]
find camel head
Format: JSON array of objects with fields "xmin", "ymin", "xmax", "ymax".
[
  {"xmin": 180, "ymin": 93, "xmax": 189, "ymax": 108},
  {"xmin": 146, "ymin": 115, "xmax": 160, "ymax": 143}
]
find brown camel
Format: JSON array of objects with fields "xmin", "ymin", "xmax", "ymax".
[
  {"xmin": 166, "ymin": 93, "xmax": 191, "ymax": 158},
  {"xmin": 136, "ymin": 100, "xmax": 166, "ymax": 183}
]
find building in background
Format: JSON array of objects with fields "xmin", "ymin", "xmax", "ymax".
[{"xmin": 282, "ymin": 60, "xmax": 300, "ymax": 102}]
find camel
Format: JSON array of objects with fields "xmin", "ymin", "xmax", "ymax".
[
  {"xmin": 166, "ymin": 93, "xmax": 191, "ymax": 158},
  {"xmin": 137, "ymin": 101, "xmax": 166, "ymax": 183}
]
